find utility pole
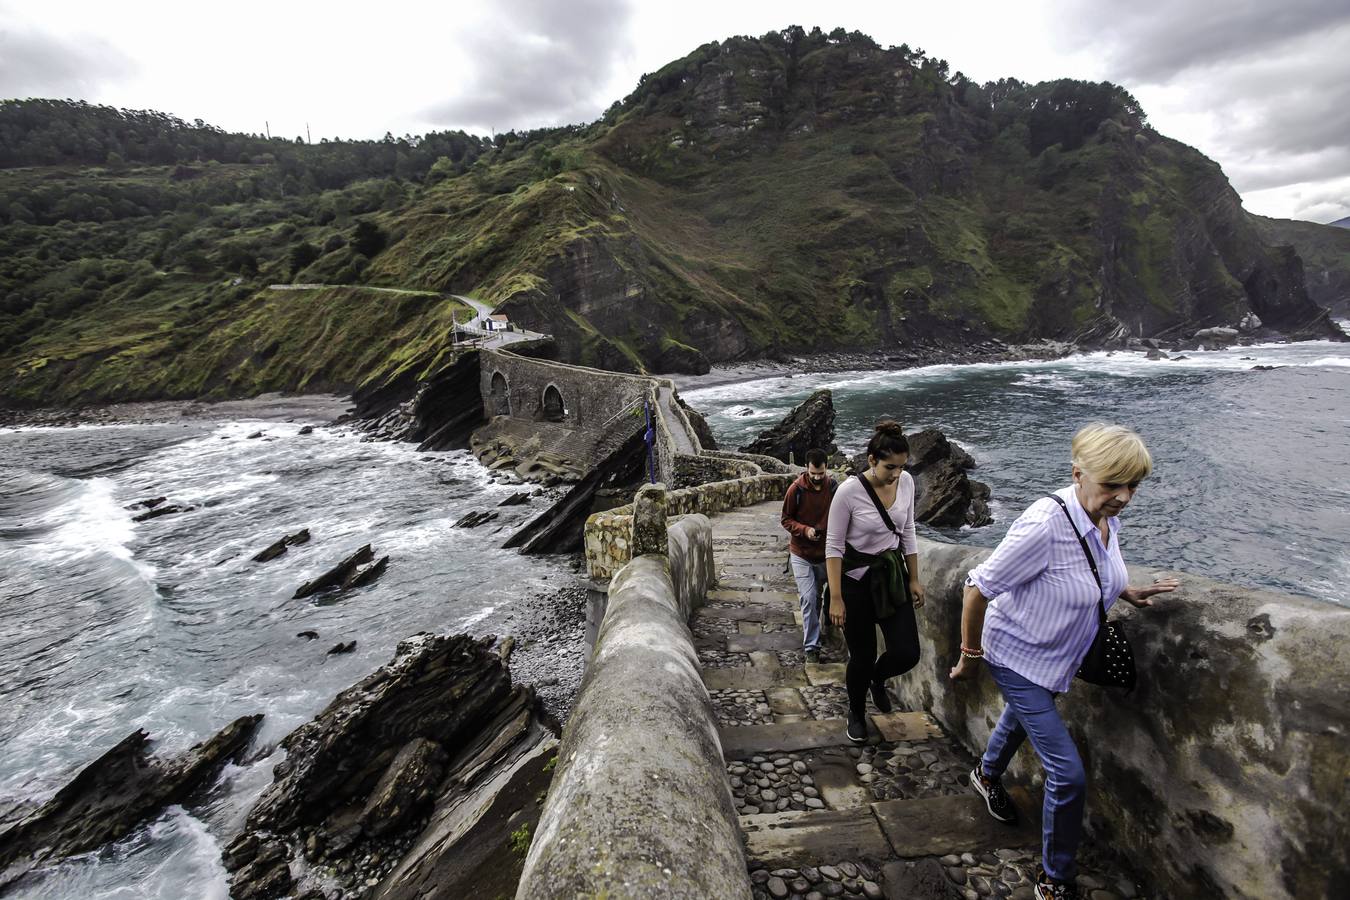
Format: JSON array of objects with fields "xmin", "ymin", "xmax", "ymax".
[
  {"xmin": 306, "ymin": 122, "xmax": 311, "ymax": 144},
  {"xmin": 265, "ymin": 120, "xmax": 271, "ymax": 139}
]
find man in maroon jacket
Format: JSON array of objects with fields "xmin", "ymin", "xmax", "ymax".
[{"xmin": 781, "ymin": 449, "xmax": 836, "ymax": 664}]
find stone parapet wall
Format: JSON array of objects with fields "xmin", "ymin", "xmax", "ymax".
[
  {"xmin": 900, "ymin": 538, "xmax": 1350, "ymax": 900},
  {"xmin": 518, "ymin": 517, "xmax": 749, "ymax": 899},
  {"xmin": 674, "ymin": 454, "xmax": 760, "ymax": 489},
  {"xmin": 701, "ymin": 447, "xmax": 793, "ymax": 474},
  {"xmin": 585, "ymin": 473, "xmax": 793, "ymax": 579}
]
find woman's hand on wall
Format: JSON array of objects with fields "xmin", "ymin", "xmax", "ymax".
[{"xmin": 1121, "ymin": 577, "xmax": 1181, "ymax": 608}]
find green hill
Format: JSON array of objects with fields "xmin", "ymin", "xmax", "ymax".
[{"xmin": 0, "ymin": 28, "xmax": 1340, "ymax": 407}]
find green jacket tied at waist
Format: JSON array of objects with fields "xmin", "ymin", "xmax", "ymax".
[{"xmin": 828, "ymin": 543, "xmax": 912, "ymax": 620}]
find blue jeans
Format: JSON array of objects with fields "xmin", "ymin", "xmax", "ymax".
[
  {"xmin": 788, "ymin": 554, "xmax": 826, "ymax": 652},
  {"xmin": 981, "ymin": 663, "xmax": 1086, "ymax": 883}
]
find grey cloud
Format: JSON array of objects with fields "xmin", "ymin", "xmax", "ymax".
[
  {"xmin": 1060, "ymin": 0, "xmax": 1350, "ymax": 84},
  {"xmin": 421, "ymin": 0, "xmax": 634, "ymax": 131},
  {"xmin": 1057, "ymin": 2, "xmax": 1350, "ymax": 215},
  {"xmin": 0, "ymin": 19, "xmax": 135, "ymax": 99}
]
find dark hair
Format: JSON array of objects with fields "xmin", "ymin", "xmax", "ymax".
[
  {"xmin": 866, "ymin": 420, "xmax": 909, "ymax": 461},
  {"xmin": 805, "ymin": 448, "xmax": 828, "ymax": 467}
]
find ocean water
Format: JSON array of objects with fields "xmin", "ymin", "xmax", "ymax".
[
  {"xmin": 685, "ymin": 340, "xmax": 1350, "ymax": 606},
  {"xmin": 0, "ymin": 420, "xmax": 559, "ymax": 897}
]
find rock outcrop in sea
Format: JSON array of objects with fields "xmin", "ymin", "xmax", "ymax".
[
  {"xmin": 224, "ymin": 632, "xmax": 557, "ymax": 900},
  {"xmin": 740, "ymin": 388, "xmax": 837, "ymax": 463}
]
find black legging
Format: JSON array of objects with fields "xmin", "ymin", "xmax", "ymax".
[{"xmin": 842, "ymin": 568, "xmax": 921, "ymax": 719}]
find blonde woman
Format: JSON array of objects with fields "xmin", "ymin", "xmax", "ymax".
[{"xmin": 949, "ymin": 423, "xmax": 1180, "ymax": 900}]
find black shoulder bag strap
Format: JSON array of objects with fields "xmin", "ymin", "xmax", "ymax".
[
  {"xmin": 1050, "ymin": 494, "xmax": 1136, "ymax": 689},
  {"xmin": 856, "ymin": 473, "xmax": 902, "ymax": 541},
  {"xmin": 1049, "ymin": 494, "xmax": 1106, "ymax": 625}
]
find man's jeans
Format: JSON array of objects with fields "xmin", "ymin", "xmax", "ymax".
[
  {"xmin": 788, "ymin": 553, "xmax": 826, "ymax": 652},
  {"xmin": 981, "ymin": 663, "xmax": 1086, "ymax": 883}
]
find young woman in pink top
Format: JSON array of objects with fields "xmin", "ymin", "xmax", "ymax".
[{"xmin": 824, "ymin": 420, "xmax": 926, "ymax": 743}]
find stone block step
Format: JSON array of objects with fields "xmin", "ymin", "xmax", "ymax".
[
  {"xmin": 717, "ymin": 576, "xmax": 795, "ymax": 591},
  {"xmin": 726, "ymin": 632, "xmax": 802, "ymax": 653},
  {"xmin": 719, "ymin": 719, "xmax": 855, "ymax": 756},
  {"xmin": 871, "ymin": 790, "xmax": 1039, "ymax": 857},
  {"xmin": 871, "ymin": 711, "xmax": 944, "ymax": 743},
  {"xmin": 707, "ymin": 589, "xmax": 798, "ymax": 605},
  {"xmin": 703, "ymin": 667, "xmax": 808, "ymax": 692},
  {"xmin": 805, "ymin": 662, "xmax": 847, "ymax": 685},
  {"xmin": 739, "ymin": 807, "xmax": 892, "ymax": 868},
  {"xmin": 697, "ymin": 605, "xmax": 796, "ymax": 625}
]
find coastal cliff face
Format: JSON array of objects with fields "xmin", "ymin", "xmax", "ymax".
[
  {"xmin": 1251, "ymin": 213, "xmax": 1350, "ymax": 315},
  {"xmin": 0, "ymin": 29, "xmax": 1340, "ymax": 407}
]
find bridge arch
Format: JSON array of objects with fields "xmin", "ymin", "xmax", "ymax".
[
  {"xmin": 541, "ymin": 383, "xmax": 567, "ymax": 422},
  {"xmin": 489, "ymin": 371, "xmax": 510, "ymax": 417}
]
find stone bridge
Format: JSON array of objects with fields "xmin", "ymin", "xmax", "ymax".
[
  {"xmin": 518, "ymin": 488, "xmax": 1350, "ymax": 900},
  {"xmin": 476, "ymin": 345, "xmax": 754, "ymax": 490}
]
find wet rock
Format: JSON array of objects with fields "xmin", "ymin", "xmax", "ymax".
[
  {"xmin": 497, "ymin": 491, "xmax": 532, "ymax": 507},
  {"xmin": 298, "ymin": 425, "xmax": 315, "ymax": 435},
  {"xmin": 741, "ymin": 389, "xmax": 837, "ymax": 463},
  {"xmin": 132, "ymin": 503, "xmax": 194, "ymax": 523},
  {"xmin": 254, "ymin": 528, "xmax": 312, "ymax": 563},
  {"xmin": 454, "ymin": 509, "xmax": 499, "ymax": 528},
  {"xmin": 0, "ymin": 715, "xmax": 262, "ymax": 889},
  {"xmin": 296, "ymin": 631, "xmax": 319, "ymax": 641},
  {"xmin": 293, "ymin": 544, "xmax": 382, "ymax": 599},
  {"xmin": 678, "ymin": 397, "xmax": 719, "ymax": 450},
  {"xmin": 247, "ymin": 431, "xmax": 265, "ymax": 439},
  {"xmin": 345, "ymin": 555, "xmax": 389, "ymax": 590},
  {"xmin": 127, "ymin": 496, "xmax": 167, "ymax": 511},
  {"xmin": 327, "ymin": 641, "xmax": 357, "ymax": 655}
]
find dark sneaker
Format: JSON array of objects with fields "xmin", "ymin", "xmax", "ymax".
[
  {"xmin": 970, "ymin": 766, "xmax": 1018, "ymax": 824},
  {"xmin": 1034, "ymin": 871, "xmax": 1078, "ymax": 900},
  {"xmin": 845, "ymin": 714, "xmax": 868, "ymax": 744},
  {"xmin": 805, "ymin": 649, "xmax": 821, "ymax": 665},
  {"xmin": 869, "ymin": 680, "xmax": 893, "ymax": 713}
]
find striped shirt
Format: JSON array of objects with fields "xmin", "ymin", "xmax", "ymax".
[
  {"xmin": 825, "ymin": 473, "xmax": 918, "ymax": 580},
  {"xmin": 966, "ymin": 485, "xmax": 1128, "ymax": 692}
]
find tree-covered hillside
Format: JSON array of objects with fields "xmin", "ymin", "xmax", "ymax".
[{"xmin": 0, "ymin": 28, "xmax": 1341, "ymax": 407}]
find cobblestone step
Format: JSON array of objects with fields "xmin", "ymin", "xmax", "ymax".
[{"xmin": 704, "ymin": 667, "xmax": 809, "ymax": 692}]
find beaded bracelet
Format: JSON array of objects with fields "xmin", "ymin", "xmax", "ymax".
[{"xmin": 959, "ymin": 646, "xmax": 984, "ymax": 659}]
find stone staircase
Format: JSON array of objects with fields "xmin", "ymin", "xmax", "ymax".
[{"xmin": 694, "ymin": 502, "xmax": 1146, "ymax": 900}]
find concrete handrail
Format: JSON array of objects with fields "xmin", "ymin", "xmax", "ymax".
[
  {"xmin": 901, "ymin": 537, "xmax": 1350, "ymax": 900},
  {"xmin": 517, "ymin": 514, "xmax": 747, "ymax": 899}
]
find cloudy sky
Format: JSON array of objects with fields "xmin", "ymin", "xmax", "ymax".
[{"xmin": 2, "ymin": 0, "xmax": 1346, "ymax": 222}]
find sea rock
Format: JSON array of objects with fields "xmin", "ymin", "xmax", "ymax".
[
  {"xmin": 345, "ymin": 556, "xmax": 389, "ymax": 589},
  {"xmin": 327, "ymin": 641, "xmax": 357, "ymax": 655},
  {"xmin": 127, "ymin": 496, "xmax": 167, "ymax": 511},
  {"xmin": 497, "ymin": 492, "xmax": 532, "ymax": 507},
  {"xmin": 227, "ymin": 632, "xmax": 555, "ymax": 900},
  {"xmin": 297, "ymin": 630, "xmax": 319, "ymax": 640},
  {"xmin": 906, "ymin": 429, "xmax": 991, "ymax": 528},
  {"xmin": 0, "ymin": 715, "xmax": 262, "ymax": 890},
  {"xmin": 454, "ymin": 510, "xmax": 499, "ymax": 528},
  {"xmin": 133, "ymin": 503, "xmax": 194, "ymax": 523},
  {"xmin": 360, "ymin": 738, "xmax": 449, "ymax": 837},
  {"xmin": 298, "ymin": 425, "xmax": 315, "ymax": 435},
  {"xmin": 253, "ymin": 528, "xmax": 312, "ymax": 563},
  {"xmin": 293, "ymin": 545, "xmax": 375, "ymax": 599},
  {"xmin": 740, "ymin": 389, "xmax": 837, "ymax": 463}
]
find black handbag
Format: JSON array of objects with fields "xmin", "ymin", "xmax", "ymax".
[{"xmin": 1050, "ymin": 495, "xmax": 1137, "ymax": 691}]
